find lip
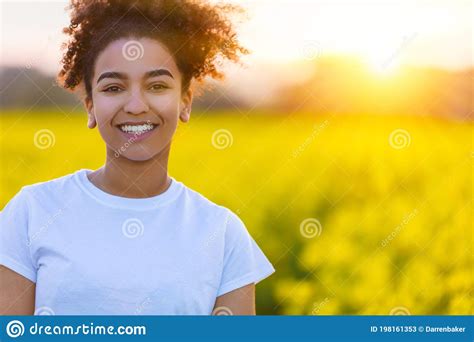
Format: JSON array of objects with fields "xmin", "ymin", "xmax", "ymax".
[
  {"xmin": 116, "ymin": 124, "xmax": 159, "ymax": 142},
  {"xmin": 116, "ymin": 121, "xmax": 159, "ymax": 126}
]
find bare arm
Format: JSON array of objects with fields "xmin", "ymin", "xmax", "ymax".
[
  {"xmin": 212, "ymin": 283, "xmax": 255, "ymax": 315},
  {"xmin": 0, "ymin": 265, "xmax": 35, "ymax": 315}
]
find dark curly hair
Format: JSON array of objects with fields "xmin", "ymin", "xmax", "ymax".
[{"xmin": 57, "ymin": 0, "xmax": 249, "ymax": 100}]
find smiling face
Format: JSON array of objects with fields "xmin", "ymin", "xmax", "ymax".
[{"xmin": 85, "ymin": 37, "xmax": 192, "ymax": 161}]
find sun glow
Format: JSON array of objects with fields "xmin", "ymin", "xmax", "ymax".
[{"xmin": 228, "ymin": 0, "xmax": 469, "ymax": 74}]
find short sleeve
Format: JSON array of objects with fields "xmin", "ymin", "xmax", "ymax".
[
  {"xmin": 217, "ymin": 210, "xmax": 275, "ymax": 296},
  {"xmin": 0, "ymin": 187, "xmax": 37, "ymax": 282}
]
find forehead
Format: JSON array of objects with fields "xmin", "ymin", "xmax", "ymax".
[{"xmin": 93, "ymin": 37, "xmax": 181, "ymax": 81}]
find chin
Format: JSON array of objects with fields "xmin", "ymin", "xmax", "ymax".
[
  {"xmin": 111, "ymin": 145, "xmax": 158, "ymax": 162},
  {"xmin": 123, "ymin": 154, "xmax": 154, "ymax": 162},
  {"xmin": 121, "ymin": 151, "xmax": 157, "ymax": 162}
]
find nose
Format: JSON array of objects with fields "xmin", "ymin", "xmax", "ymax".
[{"xmin": 123, "ymin": 91, "xmax": 149, "ymax": 115}]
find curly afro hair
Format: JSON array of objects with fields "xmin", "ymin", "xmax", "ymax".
[{"xmin": 57, "ymin": 0, "xmax": 249, "ymax": 100}]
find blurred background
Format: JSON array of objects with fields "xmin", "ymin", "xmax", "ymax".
[{"xmin": 0, "ymin": 0, "xmax": 472, "ymax": 315}]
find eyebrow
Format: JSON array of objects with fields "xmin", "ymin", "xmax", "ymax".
[{"xmin": 96, "ymin": 69, "xmax": 174, "ymax": 84}]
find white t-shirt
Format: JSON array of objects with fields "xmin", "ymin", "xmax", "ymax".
[{"xmin": 0, "ymin": 169, "xmax": 275, "ymax": 315}]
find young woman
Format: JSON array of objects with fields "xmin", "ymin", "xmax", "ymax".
[{"xmin": 0, "ymin": 0, "xmax": 275, "ymax": 315}]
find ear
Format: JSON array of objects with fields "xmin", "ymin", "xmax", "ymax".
[
  {"xmin": 84, "ymin": 97, "xmax": 97, "ymax": 129},
  {"xmin": 179, "ymin": 88, "xmax": 193, "ymax": 123}
]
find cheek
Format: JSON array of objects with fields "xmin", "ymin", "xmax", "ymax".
[
  {"xmin": 148, "ymin": 94, "xmax": 180, "ymax": 120},
  {"xmin": 93, "ymin": 97, "xmax": 120, "ymax": 125}
]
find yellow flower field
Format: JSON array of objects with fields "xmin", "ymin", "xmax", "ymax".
[{"xmin": 1, "ymin": 109, "xmax": 472, "ymax": 315}]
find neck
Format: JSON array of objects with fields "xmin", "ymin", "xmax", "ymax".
[{"xmin": 88, "ymin": 144, "xmax": 171, "ymax": 199}]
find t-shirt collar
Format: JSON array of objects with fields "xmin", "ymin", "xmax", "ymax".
[{"xmin": 75, "ymin": 168, "xmax": 182, "ymax": 210}]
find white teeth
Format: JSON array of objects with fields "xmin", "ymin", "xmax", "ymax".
[{"xmin": 119, "ymin": 123, "xmax": 155, "ymax": 134}]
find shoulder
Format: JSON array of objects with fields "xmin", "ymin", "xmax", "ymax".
[
  {"xmin": 22, "ymin": 170, "xmax": 78, "ymax": 191},
  {"xmin": 15, "ymin": 170, "xmax": 81, "ymax": 205},
  {"xmin": 178, "ymin": 184, "xmax": 250, "ymax": 252},
  {"xmin": 177, "ymin": 180, "xmax": 242, "ymax": 227}
]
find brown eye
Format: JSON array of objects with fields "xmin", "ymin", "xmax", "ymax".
[
  {"xmin": 150, "ymin": 84, "xmax": 167, "ymax": 91},
  {"xmin": 103, "ymin": 86, "xmax": 123, "ymax": 93}
]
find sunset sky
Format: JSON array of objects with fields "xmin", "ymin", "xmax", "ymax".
[{"xmin": 0, "ymin": 0, "xmax": 471, "ymax": 91}]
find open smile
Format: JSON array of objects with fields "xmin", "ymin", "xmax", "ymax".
[{"xmin": 115, "ymin": 122, "xmax": 159, "ymax": 142}]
